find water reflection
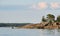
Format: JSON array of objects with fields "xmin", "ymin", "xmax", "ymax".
[
  {"xmin": 39, "ymin": 29, "xmax": 60, "ymax": 36},
  {"xmin": 0, "ymin": 28, "xmax": 60, "ymax": 36},
  {"xmin": 39, "ymin": 29, "xmax": 55, "ymax": 36},
  {"xmin": 57, "ymin": 29, "xmax": 60, "ymax": 32}
]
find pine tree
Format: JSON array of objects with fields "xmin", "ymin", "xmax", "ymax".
[
  {"xmin": 42, "ymin": 16, "xmax": 46, "ymax": 22},
  {"xmin": 57, "ymin": 16, "xmax": 60, "ymax": 22}
]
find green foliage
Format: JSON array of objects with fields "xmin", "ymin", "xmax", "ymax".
[
  {"xmin": 42, "ymin": 16, "xmax": 47, "ymax": 22},
  {"xmin": 41, "ymin": 14, "xmax": 56, "ymax": 26},
  {"xmin": 47, "ymin": 14, "xmax": 55, "ymax": 20},
  {"xmin": 41, "ymin": 14, "xmax": 60, "ymax": 26},
  {"xmin": 41, "ymin": 14, "xmax": 60, "ymax": 23},
  {"xmin": 57, "ymin": 16, "xmax": 60, "ymax": 22},
  {"xmin": 49, "ymin": 20, "xmax": 52, "ymax": 25},
  {"xmin": 47, "ymin": 14, "xmax": 55, "ymax": 22}
]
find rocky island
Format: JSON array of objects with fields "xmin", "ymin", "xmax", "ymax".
[{"xmin": 17, "ymin": 14, "xmax": 60, "ymax": 29}]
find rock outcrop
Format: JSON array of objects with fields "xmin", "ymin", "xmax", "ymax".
[{"xmin": 17, "ymin": 22, "xmax": 60, "ymax": 29}]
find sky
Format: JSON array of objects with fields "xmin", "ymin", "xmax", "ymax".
[{"xmin": 0, "ymin": 0, "xmax": 60, "ymax": 23}]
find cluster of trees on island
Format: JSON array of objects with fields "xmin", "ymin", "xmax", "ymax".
[
  {"xmin": 42, "ymin": 14, "xmax": 60, "ymax": 22},
  {"xmin": 41, "ymin": 14, "xmax": 60, "ymax": 28}
]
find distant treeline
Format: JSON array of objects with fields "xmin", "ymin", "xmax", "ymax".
[{"xmin": 0, "ymin": 23, "xmax": 30, "ymax": 27}]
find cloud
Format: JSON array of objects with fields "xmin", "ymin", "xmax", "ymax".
[
  {"xmin": 30, "ymin": 2, "xmax": 60, "ymax": 10},
  {"xmin": 38, "ymin": 2, "xmax": 47, "ymax": 9},
  {"xmin": 30, "ymin": 2, "xmax": 48, "ymax": 10},
  {"xmin": 50, "ymin": 2, "xmax": 60, "ymax": 9}
]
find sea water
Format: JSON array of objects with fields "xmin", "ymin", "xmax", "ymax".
[{"xmin": 0, "ymin": 27, "xmax": 60, "ymax": 36}]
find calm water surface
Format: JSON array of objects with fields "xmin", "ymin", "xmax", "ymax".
[{"xmin": 0, "ymin": 27, "xmax": 60, "ymax": 36}]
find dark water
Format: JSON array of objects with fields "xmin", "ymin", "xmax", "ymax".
[{"xmin": 0, "ymin": 27, "xmax": 60, "ymax": 36}]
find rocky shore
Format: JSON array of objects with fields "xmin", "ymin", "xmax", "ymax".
[
  {"xmin": 17, "ymin": 14, "xmax": 60, "ymax": 29},
  {"xmin": 17, "ymin": 22, "xmax": 60, "ymax": 29}
]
